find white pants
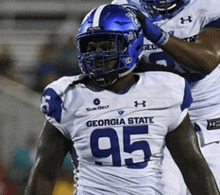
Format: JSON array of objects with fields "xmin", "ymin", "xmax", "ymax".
[{"xmin": 162, "ymin": 133, "xmax": 220, "ymax": 195}]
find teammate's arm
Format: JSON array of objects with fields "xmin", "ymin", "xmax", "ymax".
[
  {"xmin": 137, "ymin": 11, "xmax": 220, "ymax": 74},
  {"xmin": 162, "ymin": 27, "xmax": 220, "ymax": 74},
  {"xmin": 134, "ymin": 55, "xmax": 184, "ymax": 76},
  {"xmin": 166, "ymin": 114, "xmax": 220, "ymax": 195},
  {"xmin": 24, "ymin": 121, "xmax": 72, "ymax": 195}
]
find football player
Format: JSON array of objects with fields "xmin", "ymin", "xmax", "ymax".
[
  {"xmin": 24, "ymin": 4, "xmax": 219, "ymax": 195},
  {"xmin": 111, "ymin": 0, "xmax": 220, "ymax": 194}
]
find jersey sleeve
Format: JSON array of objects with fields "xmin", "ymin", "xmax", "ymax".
[
  {"xmin": 168, "ymin": 80, "xmax": 193, "ymax": 132},
  {"xmin": 181, "ymin": 80, "xmax": 193, "ymax": 111},
  {"xmin": 204, "ymin": 17, "xmax": 220, "ymax": 29},
  {"xmin": 41, "ymin": 88, "xmax": 62, "ymax": 123},
  {"xmin": 40, "ymin": 87, "xmax": 72, "ymax": 139},
  {"xmin": 40, "ymin": 75, "xmax": 82, "ymax": 139},
  {"xmin": 203, "ymin": 1, "xmax": 220, "ymax": 29}
]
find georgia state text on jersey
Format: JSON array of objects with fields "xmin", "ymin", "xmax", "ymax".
[
  {"xmin": 112, "ymin": 0, "xmax": 220, "ymax": 144},
  {"xmin": 40, "ymin": 72, "xmax": 192, "ymax": 195}
]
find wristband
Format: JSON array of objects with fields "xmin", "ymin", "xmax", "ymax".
[
  {"xmin": 142, "ymin": 19, "xmax": 170, "ymax": 47},
  {"xmin": 143, "ymin": 19, "xmax": 163, "ymax": 43},
  {"xmin": 156, "ymin": 31, "xmax": 170, "ymax": 47}
]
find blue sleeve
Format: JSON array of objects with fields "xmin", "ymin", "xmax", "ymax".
[
  {"xmin": 41, "ymin": 88, "xmax": 62, "ymax": 123},
  {"xmin": 181, "ymin": 81, "xmax": 193, "ymax": 111},
  {"xmin": 203, "ymin": 17, "xmax": 220, "ymax": 29}
]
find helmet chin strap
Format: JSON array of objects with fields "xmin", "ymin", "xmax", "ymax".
[
  {"xmin": 95, "ymin": 75, "xmax": 118, "ymax": 87},
  {"xmin": 94, "ymin": 66, "xmax": 136, "ymax": 87},
  {"xmin": 118, "ymin": 66, "xmax": 135, "ymax": 78}
]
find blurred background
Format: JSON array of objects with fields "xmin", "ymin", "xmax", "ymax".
[{"xmin": 0, "ymin": 0, "xmax": 110, "ymax": 194}]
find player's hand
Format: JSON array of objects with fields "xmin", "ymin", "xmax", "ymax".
[{"xmin": 136, "ymin": 10, "xmax": 163, "ymax": 43}]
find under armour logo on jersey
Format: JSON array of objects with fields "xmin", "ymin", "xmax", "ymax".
[
  {"xmin": 180, "ymin": 16, "xmax": 192, "ymax": 24},
  {"xmin": 134, "ymin": 101, "xmax": 146, "ymax": 107},
  {"xmin": 209, "ymin": 122, "xmax": 216, "ymax": 127},
  {"xmin": 207, "ymin": 118, "xmax": 220, "ymax": 130}
]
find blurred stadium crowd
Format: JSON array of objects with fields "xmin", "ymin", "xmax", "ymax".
[
  {"xmin": 0, "ymin": 30, "xmax": 81, "ymax": 93},
  {"xmin": 0, "ymin": 19, "xmax": 79, "ymax": 195},
  {"xmin": 0, "ymin": 0, "xmax": 109, "ymax": 194}
]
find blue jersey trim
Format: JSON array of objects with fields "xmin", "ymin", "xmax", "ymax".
[
  {"xmin": 181, "ymin": 81, "xmax": 193, "ymax": 111},
  {"xmin": 41, "ymin": 88, "xmax": 62, "ymax": 123},
  {"xmin": 195, "ymin": 123, "xmax": 201, "ymax": 132},
  {"xmin": 204, "ymin": 17, "xmax": 220, "ymax": 29}
]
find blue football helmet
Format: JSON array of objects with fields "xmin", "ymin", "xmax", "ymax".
[
  {"xmin": 140, "ymin": 0, "xmax": 190, "ymax": 19},
  {"xmin": 76, "ymin": 4, "xmax": 143, "ymax": 86}
]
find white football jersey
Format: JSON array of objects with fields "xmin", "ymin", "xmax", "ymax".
[
  {"xmin": 112, "ymin": 0, "xmax": 220, "ymax": 144},
  {"xmin": 41, "ymin": 72, "xmax": 192, "ymax": 195}
]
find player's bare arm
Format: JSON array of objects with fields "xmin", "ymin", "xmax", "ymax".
[
  {"xmin": 162, "ymin": 27, "xmax": 220, "ymax": 74},
  {"xmin": 24, "ymin": 121, "xmax": 72, "ymax": 195},
  {"xmin": 166, "ymin": 114, "xmax": 220, "ymax": 195},
  {"xmin": 137, "ymin": 11, "xmax": 220, "ymax": 74}
]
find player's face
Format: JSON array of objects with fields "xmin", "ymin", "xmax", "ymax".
[
  {"xmin": 156, "ymin": 0, "xmax": 179, "ymax": 13},
  {"xmin": 86, "ymin": 37, "xmax": 120, "ymax": 74},
  {"xmin": 141, "ymin": 0, "xmax": 180, "ymax": 16}
]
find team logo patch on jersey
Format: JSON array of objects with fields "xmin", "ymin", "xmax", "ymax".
[
  {"xmin": 118, "ymin": 110, "xmax": 125, "ymax": 115},
  {"xmin": 207, "ymin": 118, "xmax": 220, "ymax": 130},
  {"xmin": 93, "ymin": 98, "xmax": 100, "ymax": 105}
]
